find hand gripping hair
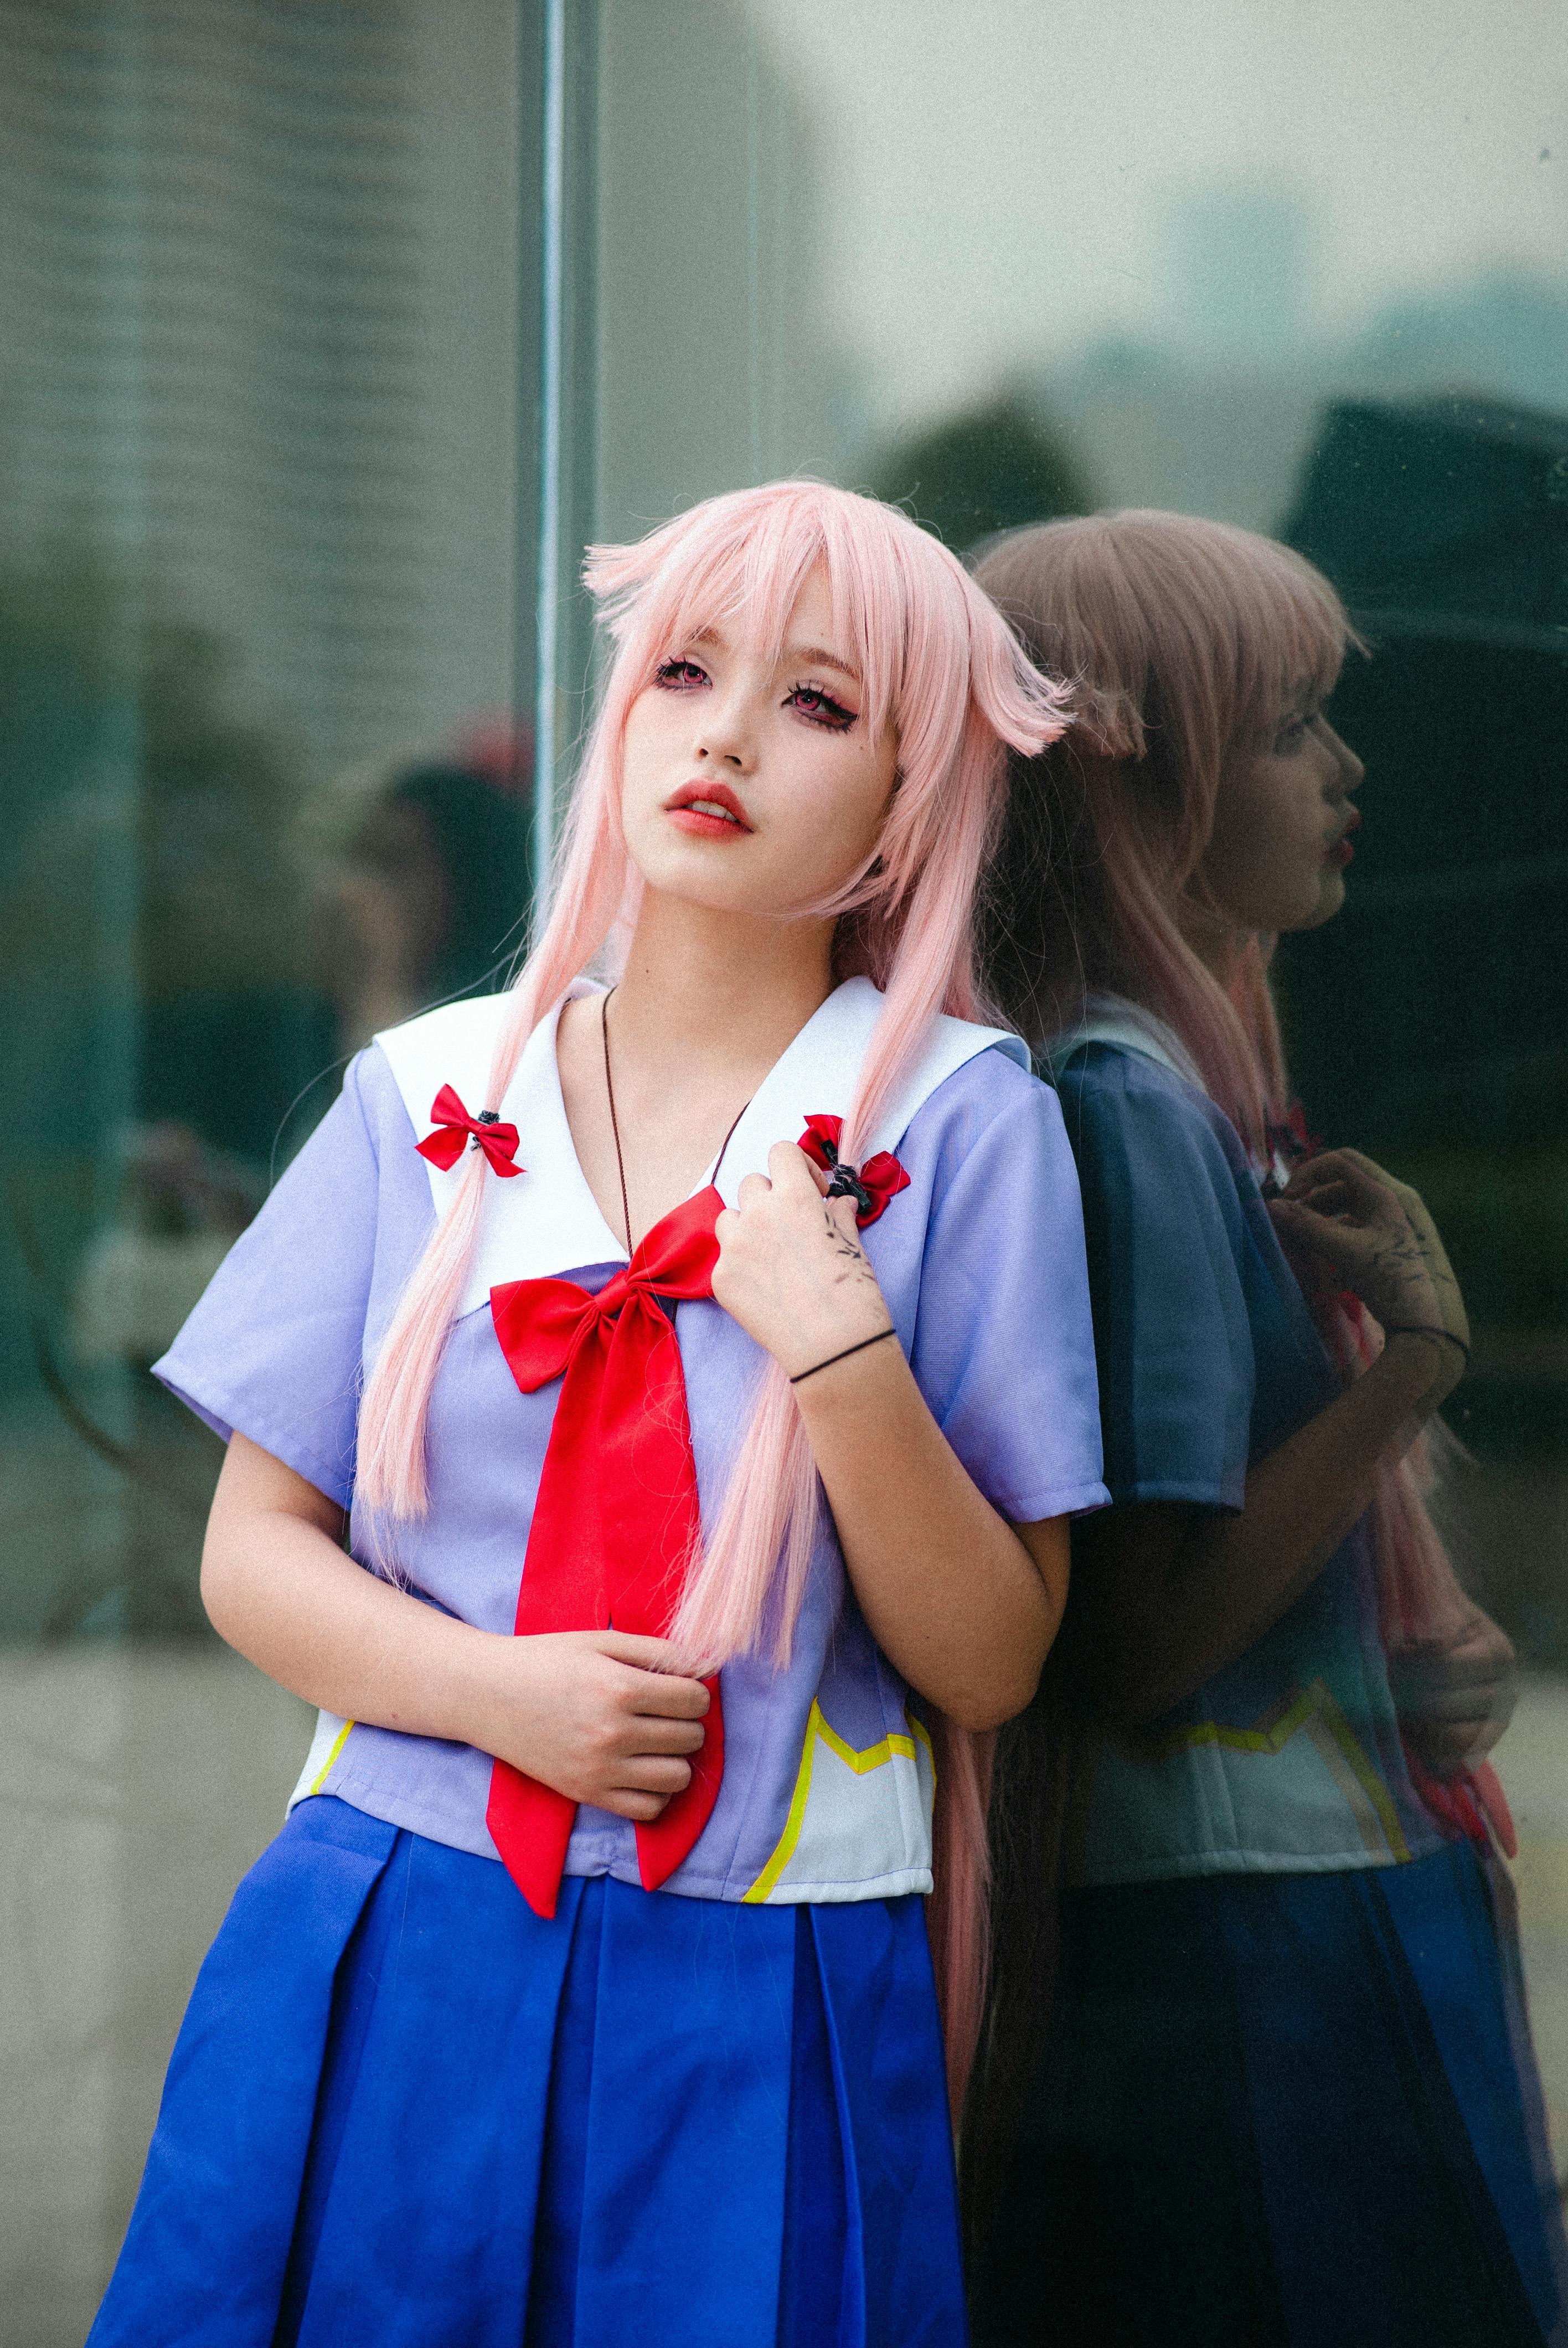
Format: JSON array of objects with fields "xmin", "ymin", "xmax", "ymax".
[{"xmin": 355, "ymin": 478, "xmax": 1070, "ymax": 2102}]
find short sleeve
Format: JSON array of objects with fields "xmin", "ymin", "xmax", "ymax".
[
  {"xmin": 907, "ymin": 1054, "xmax": 1109, "ymax": 1525},
  {"xmin": 1054, "ymin": 1046, "xmax": 1254, "ymax": 1510},
  {"xmin": 152, "ymin": 1050, "xmax": 412, "ymax": 1507}
]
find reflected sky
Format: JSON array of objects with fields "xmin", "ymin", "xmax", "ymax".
[{"xmin": 756, "ymin": 0, "xmax": 1567, "ymax": 428}]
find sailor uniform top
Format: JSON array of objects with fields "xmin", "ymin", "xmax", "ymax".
[
  {"xmin": 1045, "ymin": 1017, "xmax": 1442, "ymax": 1887},
  {"xmin": 154, "ymin": 975, "xmax": 1109, "ymax": 1907}
]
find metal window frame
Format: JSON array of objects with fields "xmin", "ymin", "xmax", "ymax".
[{"xmin": 525, "ymin": 0, "xmax": 599, "ymax": 938}]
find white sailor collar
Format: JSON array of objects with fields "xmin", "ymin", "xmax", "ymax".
[{"xmin": 374, "ymin": 975, "xmax": 1027, "ymax": 1317}]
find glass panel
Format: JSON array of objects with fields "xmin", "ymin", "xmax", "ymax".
[
  {"xmin": 0, "ymin": 4, "xmax": 533, "ymax": 2329},
  {"xmin": 590, "ymin": 0, "xmax": 1568, "ymax": 2220}
]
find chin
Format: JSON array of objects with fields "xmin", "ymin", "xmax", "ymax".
[{"xmin": 1286, "ymin": 876, "xmax": 1347, "ymax": 934}]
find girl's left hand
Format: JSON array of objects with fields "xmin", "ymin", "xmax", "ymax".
[{"xmin": 712, "ymin": 1141, "xmax": 894, "ymax": 1378}]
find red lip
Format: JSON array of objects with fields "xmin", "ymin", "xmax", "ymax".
[
  {"xmin": 1327, "ymin": 806, "xmax": 1361, "ymax": 868},
  {"xmin": 664, "ymin": 780, "xmax": 754, "ymax": 837}
]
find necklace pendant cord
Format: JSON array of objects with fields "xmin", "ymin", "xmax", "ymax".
[
  {"xmin": 601, "ymin": 990, "xmax": 635, "ymax": 1255},
  {"xmin": 600, "ymin": 986, "xmax": 755, "ymax": 1255}
]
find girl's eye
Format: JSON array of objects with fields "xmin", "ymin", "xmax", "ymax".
[
  {"xmin": 1275, "ymin": 714, "xmax": 1309, "ymax": 753},
  {"xmin": 788, "ymin": 683, "xmax": 857, "ymax": 731},
  {"xmin": 655, "ymin": 657, "xmax": 709, "ymax": 690}
]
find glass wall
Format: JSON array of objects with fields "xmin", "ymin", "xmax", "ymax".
[
  {"xmin": 3, "ymin": 0, "xmax": 1564, "ymax": 2332},
  {"xmin": 0, "ymin": 3, "xmax": 536, "ymax": 2332}
]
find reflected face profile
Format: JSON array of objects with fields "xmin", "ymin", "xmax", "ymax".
[
  {"xmin": 1200, "ymin": 690, "xmax": 1365, "ymax": 936},
  {"xmin": 618, "ymin": 564, "xmax": 898, "ymax": 921}
]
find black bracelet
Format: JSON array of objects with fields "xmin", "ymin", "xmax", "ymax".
[
  {"xmin": 788, "ymin": 1328, "xmax": 898, "ymax": 1386},
  {"xmin": 1383, "ymin": 1324, "xmax": 1471, "ymax": 1364}
]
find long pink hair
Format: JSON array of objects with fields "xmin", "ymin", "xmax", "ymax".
[
  {"xmin": 356, "ymin": 479, "xmax": 1070, "ymax": 2105},
  {"xmin": 975, "ymin": 508, "xmax": 1479, "ymax": 1722}
]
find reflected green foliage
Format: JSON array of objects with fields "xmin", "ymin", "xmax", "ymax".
[{"xmin": 867, "ymin": 395, "xmax": 1095, "ymax": 555}]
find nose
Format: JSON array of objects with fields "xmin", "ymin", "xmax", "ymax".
[
  {"xmin": 693, "ymin": 682, "xmax": 756, "ymax": 772},
  {"xmin": 1324, "ymin": 721, "xmax": 1364, "ymax": 793},
  {"xmin": 694, "ymin": 730, "xmax": 749, "ymax": 771}
]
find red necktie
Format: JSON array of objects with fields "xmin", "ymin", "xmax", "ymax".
[{"xmin": 487, "ymin": 1186, "xmax": 725, "ymax": 1917}]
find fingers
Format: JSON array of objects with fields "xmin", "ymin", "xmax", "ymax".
[
  {"xmin": 590, "ymin": 1752, "xmax": 695, "ymax": 1822},
  {"xmin": 1394, "ymin": 1675, "xmax": 1513, "ymax": 1722},
  {"xmin": 821, "ymin": 1192, "xmax": 859, "ymax": 1249},
  {"xmin": 613, "ymin": 1753, "xmax": 694, "ymax": 1795},
  {"xmin": 596, "ymin": 1631, "xmax": 711, "ymax": 1702},
  {"xmin": 766, "ymin": 1138, "xmax": 824, "ymax": 1196},
  {"xmin": 1266, "ymin": 1197, "xmax": 1380, "ymax": 1263},
  {"xmin": 1403, "ymin": 1718, "xmax": 1499, "ymax": 1775},
  {"xmin": 617, "ymin": 1666, "xmax": 711, "ymax": 1722},
  {"xmin": 615, "ymin": 1710, "xmax": 706, "ymax": 1754},
  {"xmin": 599, "ymin": 1792, "xmax": 668, "ymax": 1821},
  {"xmin": 1282, "ymin": 1154, "xmax": 1396, "ymax": 1218}
]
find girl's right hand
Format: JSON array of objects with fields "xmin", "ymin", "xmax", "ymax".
[
  {"xmin": 470, "ymin": 1628, "xmax": 711, "ymax": 1822},
  {"xmin": 1267, "ymin": 1148, "xmax": 1469, "ymax": 1357},
  {"xmin": 1389, "ymin": 1602, "xmax": 1519, "ymax": 1778}
]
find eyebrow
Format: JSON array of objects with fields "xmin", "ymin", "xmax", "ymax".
[
  {"xmin": 785, "ymin": 642, "xmax": 862, "ymax": 685},
  {"xmin": 683, "ymin": 627, "xmax": 862, "ymax": 687}
]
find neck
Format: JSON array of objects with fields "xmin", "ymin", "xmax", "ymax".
[
  {"xmin": 610, "ymin": 888, "xmax": 839, "ymax": 1084},
  {"xmin": 1179, "ymin": 899, "xmax": 1247, "ymax": 987}
]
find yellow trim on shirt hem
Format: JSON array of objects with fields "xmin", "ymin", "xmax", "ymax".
[
  {"xmin": 1141, "ymin": 1677, "xmax": 1411, "ymax": 1864},
  {"xmin": 308, "ymin": 1719, "xmax": 355, "ymax": 1797},
  {"xmin": 742, "ymin": 1701, "xmax": 932, "ymax": 1904}
]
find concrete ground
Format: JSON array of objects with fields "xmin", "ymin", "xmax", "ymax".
[{"xmin": 1, "ymin": 1653, "xmax": 1565, "ymax": 2347}]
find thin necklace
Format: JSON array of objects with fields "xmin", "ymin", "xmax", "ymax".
[
  {"xmin": 600, "ymin": 987, "xmax": 752, "ymax": 1254},
  {"xmin": 600, "ymin": 988, "xmax": 635, "ymax": 1255}
]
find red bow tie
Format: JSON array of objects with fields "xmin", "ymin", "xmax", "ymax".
[
  {"xmin": 798, "ymin": 1114, "xmax": 910, "ymax": 1226},
  {"xmin": 415, "ymin": 1084, "xmax": 523, "ymax": 1179},
  {"xmin": 487, "ymin": 1187, "xmax": 725, "ymax": 1916}
]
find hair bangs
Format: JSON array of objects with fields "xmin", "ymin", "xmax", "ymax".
[
  {"xmin": 587, "ymin": 482, "xmax": 907, "ymax": 750},
  {"xmin": 1214, "ymin": 528, "xmax": 1357, "ymax": 754}
]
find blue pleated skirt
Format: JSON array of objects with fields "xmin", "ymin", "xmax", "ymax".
[
  {"xmin": 89, "ymin": 1795, "xmax": 968, "ymax": 2348},
  {"xmin": 974, "ymin": 1838, "xmax": 1568, "ymax": 2347}
]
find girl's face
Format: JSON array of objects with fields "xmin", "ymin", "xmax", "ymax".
[
  {"xmin": 619, "ymin": 565, "xmax": 898, "ymax": 921},
  {"xmin": 1198, "ymin": 689, "xmax": 1365, "ymax": 936}
]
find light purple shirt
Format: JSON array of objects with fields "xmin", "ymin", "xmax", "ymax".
[{"xmin": 156, "ymin": 988, "xmax": 1107, "ymax": 1904}]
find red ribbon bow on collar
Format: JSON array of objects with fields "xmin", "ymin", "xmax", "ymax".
[
  {"xmin": 415, "ymin": 1084, "xmax": 523, "ymax": 1179},
  {"xmin": 1264, "ymin": 1100, "xmax": 1322, "ymax": 1170},
  {"xmin": 486, "ymin": 1186, "xmax": 725, "ymax": 1917},
  {"xmin": 797, "ymin": 1114, "xmax": 910, "ymax": 1227}
]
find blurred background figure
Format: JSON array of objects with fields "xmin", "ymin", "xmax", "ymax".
[{"xmin": 311, "ymin": 726, "xmax": 535, "ymax": 1059}]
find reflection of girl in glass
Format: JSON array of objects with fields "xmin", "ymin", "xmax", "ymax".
[
  {"xmin": 968, "ymin": 512, "xmax": 1567, "ymax": 2348},
  {"xmin": 90, "ymin": 482, "xmax": 1109, "ymax": 2345}
]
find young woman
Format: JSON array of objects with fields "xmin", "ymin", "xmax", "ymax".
[
  {"xmin": 968, "ymin": 511, "xmax": 1566, "ymax": 2347},
  {"xmin": 89, "ymin": 480, "xmax": 1108, "ymax": 2347}
]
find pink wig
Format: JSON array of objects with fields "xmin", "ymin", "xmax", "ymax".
[
  {"xmin": 976, "ymin": 509, "xmax": 1476, "ymax": 1722},
  {"xmin": 357, "ymin": 478, "xmax": 1070, "ymax": 2108}
]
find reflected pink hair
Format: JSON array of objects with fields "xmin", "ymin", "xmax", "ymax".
[
  {"xmin": 357, "ymin": 480, "xmax": 1070, "ymax": 2109},
  {"xmin": 977, "ymin": 509, "xmax": 1473, "ymax": 1687}
]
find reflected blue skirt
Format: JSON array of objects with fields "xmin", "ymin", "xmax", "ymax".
[
  {"xmin": 90, "ymin": 1796, "xmax": 967, "ymax": 2347},
  {"xmin": 976, "ymin": 1838, "xmax": 1567, "ymax": 2347}
]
